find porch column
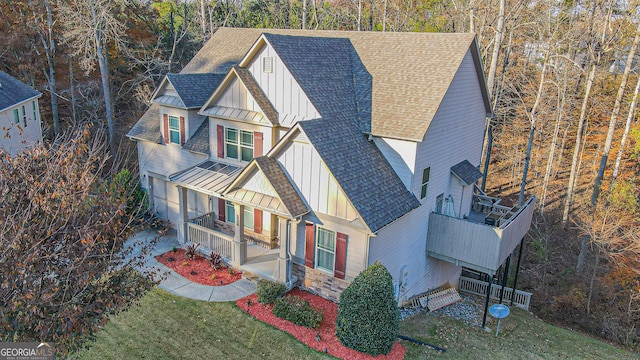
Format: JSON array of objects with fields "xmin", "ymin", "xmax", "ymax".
[
  {"xmin": 275, "ymin": 217, "xmax": 288, "ymax": 283},
  {"xmin": 231, "ymin": 203, "xmax": 247, "ymax": 267},
  {"xmin": 177, "ymin": 186, "xmax": 188, "ymax": 244},
  {"xmin": 511, "ymin": 237, "xmax": 525, "ymax": 306}
]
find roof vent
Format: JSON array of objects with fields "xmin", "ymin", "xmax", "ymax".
[{"xmin": 262, "ymin": 57, "xmax": 273, "ymax": 74}]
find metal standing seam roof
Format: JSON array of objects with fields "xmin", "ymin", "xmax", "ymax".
[
  {"xmin": 183, "ymin": 120, "xmax": 209, "ymax": 154},
  {"xmin": 450, "ymin": 160, "xmax": 483, "ymax": 186},
  {"xmin": 169, "ymin": 160, "xmax": 243, "ymax": 196},
  {"xmin": 298, "ymin": 118, "xmax": 421, "ymax": 233},
  {"xmin": 0, "ymin": 70, "xmax": 41, "ymax": 112}
]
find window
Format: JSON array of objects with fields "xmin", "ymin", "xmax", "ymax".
[
  {"xmin": 225, "ymin": 201, "xmax": 254, "ymax": 230},
  {"xmin": 420, "ymin": 167, "xmax": 430, "ymax": 199},
  {"xmin": 13, "ymin": 109, "xmax": 19, "ymax": 124},
  {"xmin": 225, "ymin": 127, "xmax": 253, "ymax": 162},
  {"xmin": 32, "ymin": 101, "xmax": 37, "ymax": 122},
  {"xmin": 21, "ymin": 105, "xmax": 27, "ymax": 127},
  {"xmin": 435, "ymin": 193, "xmax": 444, "ymax": 213},
  {"xmin": 168, "ymin": 116, "xmax": 180, "ymax": 144},
  {"xmin": 316, "ymin": 227, "xmax": 336, "ymax": 272}
]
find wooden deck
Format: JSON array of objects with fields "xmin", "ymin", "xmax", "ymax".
[{"xmin": 426, "ymin": 196, "xmax": 536, "ymax": 275}]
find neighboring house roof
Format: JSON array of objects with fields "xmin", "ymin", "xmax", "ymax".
[
  {"xmin": 0, "ymin": 70, "xmax": 41, "ymax": 112},
  {"xmin": 450, "ymin": 160, "xmax": 483, "ymax": 186},
  {"xmin": 127, "ymin": 103, "xmax": 162, "ymax": 143},
  {"xmin": 297, "ymin": 117, "xmax": 421, "ymax": 233},
  {"xmin": 183, "ymin": 120, "xmax": 209, "ymax": 154},
  {"xmin": 164, "ymin": 73, "xmax": 225, "ymax": 108}
]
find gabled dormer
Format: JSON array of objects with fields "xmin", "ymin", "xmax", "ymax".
[{"xmin": 152, "ymin": 73, "xmax": 224, "ymax": 148}]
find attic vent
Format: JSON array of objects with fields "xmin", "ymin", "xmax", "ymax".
[{"xmin": 262, "ymin": 57, "xmax": 273, "ymax": 73}]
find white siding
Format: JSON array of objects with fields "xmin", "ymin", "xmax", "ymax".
[
  {"xmin": 187, "ymin": 110, "xmax": 206, "ymax": 139},
  {"xmin": 209, "ymin": 118, "xmax": 274, "ymax": 164},
  {"xmin": 216, "ymin": 77, "xmax": 265, "ymax": 114},
  {"xmin": 150, "ymin": 177, "xmax": 181, "ymax": 229},
  {"xmin": 247, "ymin": 43, "xmax": 320, "ymax": 126},
  {"xmin": 0, "ymin": 98, "xmax": 43, "ymax": 157},
  {"xmin": 136, "ymin": 141, "xmax": 207, "ymax": 190},
  {"xmin": 373, "ymin": 137, "xmax": 417, "ymax": 189},
  {"xmin": 275, "ymin": 139, "xmax": 360, "ymax": 224},
  {"xmin": 243, "ymin": 170, "xmax": 278, "ymax": 198},
  {"xmin": 412, "ymin": 50, "xmax": 486, "ymax": 213},
  {"xmin": 370, "ymin": 206, "xmax": 460, "ymax": 300}
]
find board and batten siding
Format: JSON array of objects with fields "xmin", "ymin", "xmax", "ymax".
[
  {"xmin": 216, "ymin": 77, "xmax": 271, "ymax": 119},
  {"xmin": 370, "ymin": 206, "xmax": 461, "ymax": 300},
  {"xmin": 136, "ymin": 141, "xmax": 207, "ymax": 190},
  {"xmin": 0, "ymin": 98, "xmax": 43, "ymax": 157},
  {"xmin": 246, "ymin": 43, "xmax": 320, "ymax": 127},
  {"xmin": 412, "ymin": 49, "xmax": 486, "ymax": 213},
  {"xmin": 275, "ymin": 138, "xmax": 360, "ymax": 224},
  {"xmin": 242, "ymin": 169, "xmax": 279, "ymax": 198},
  {"xmin": 373, "ymin": 137, "xmax": 417, "ymax": 190}
]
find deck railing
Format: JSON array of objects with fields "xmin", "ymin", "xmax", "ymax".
[
  {"xmin": 187, "ymin": 217, "xmax": 233, "ymax": 259},
  {"xmin": 458, "ymin": 276, "xmax": 531, "ymax": 311}
]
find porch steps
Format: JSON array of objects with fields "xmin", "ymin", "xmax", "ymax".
[{"xmin": 410, "ymin": 287, "xmax": 462, "ymax": 312}]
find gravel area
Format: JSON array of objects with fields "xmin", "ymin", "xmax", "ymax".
[{"xmin": 400, "ymin": 294, "xmax": 484, "ymax": 327}]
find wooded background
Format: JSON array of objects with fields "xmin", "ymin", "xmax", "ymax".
[{"xmin": 1, "ymin": 0, "xmax": 638, "ymax": 350}]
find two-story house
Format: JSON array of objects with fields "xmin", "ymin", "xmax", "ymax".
[
  {"xmin": 127, "ymin": 28, "xmax": 535, "ymax": 304},
  {"xmin": 0, "ymin": 70, "xmax": 43, "ymax": 157}
]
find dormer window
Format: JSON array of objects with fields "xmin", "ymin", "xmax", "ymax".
[
  {"xmin": 225, "ymin": 127, "xmax": 253, "ymax": 162},
  {"xmin": 168, "ymin": 116, "xmax": 181, "ymax": 144}
]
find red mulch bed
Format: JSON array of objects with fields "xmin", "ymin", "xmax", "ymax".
[
  {"xmin": 237, "ymin": 289, "xmax": 406, "ymax": 360},
  {"xmin": 155, "ymin": 249, "xmax": 241, "ymax": 286}
]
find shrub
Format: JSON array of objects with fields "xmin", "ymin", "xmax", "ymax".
[
  {"xmin": 256, "ymin": 280, "xmax": 287, "ymax": 304},
  {"xmin": 273, "ymin": 296, "xmax": 323, "ymax": 329},
  {"xmin": 209, "ymin": 251, "xmax": 223, "ymax": 270},
  {"xmin": 335, "ymin": 262, "xmax": 400, "ymax": 356},
  {"xmin": 185, "ymin": 243, "xmax": 200, "ymax": 259}
]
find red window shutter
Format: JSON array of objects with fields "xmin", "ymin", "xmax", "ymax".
[
  {"xmin": 217, "ymin": 125, "xmax": 224, "ymax": 158},
  {"xmin": 253, "ymin": 208, "xmax": 262, "ymax": 234},
  {"xmin": 334, "ymin": 232, "xmax": 347, "ymax": 279},
  {"xmin": 163, "ymin": 114, "xmax": 169, "ymax": 144},
  {"xmin": 305, "ymin": 222, "xmax": 315, "ymax": 268},
  {"xmin": 179, "ymin": 116, "xmax": 185, "ymax": 145},
  {"xmin": 254, "ymin": 131, "xmax": 263, "ymax": 157},
  {"xmin": 218, "ymin": 198, "xmax": 226, "ymax": 221}
]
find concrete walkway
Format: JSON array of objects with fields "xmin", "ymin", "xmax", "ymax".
[{"xmin": 127, "ymin": 230, "xmax": 257, "ymax": 302}]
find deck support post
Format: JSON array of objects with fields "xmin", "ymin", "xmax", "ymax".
[
  {"xmin": 481, "ymin": 274, "xmax": 494, "ymax": 329},
  {"xmin": 177, "ymin": 186, "xmax": 188, "ymax": 244},
  {"xmin": 510, "ymin": 237, "xmax": 525, "ymax": 306},
  {"xmin": 499, "ymin": 255, "xmax": 511, "ymax": 304}
]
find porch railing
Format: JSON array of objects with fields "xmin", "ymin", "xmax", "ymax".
[
  {"xmin": 190, "ymin": 212, "xmax": 218, "ymax": 230},
  {"xmin": 458, "ymin": 276, "xmax": 531, "ymax": 311},
  {"xmin": 187, "ymin": 221, "xmax": 233, "ymax": 259}
]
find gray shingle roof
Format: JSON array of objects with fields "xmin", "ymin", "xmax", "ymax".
[
  {"xmin": 126, "ymin": 103, "xmax": 162, "ymax": 143},
  {"xmin": 0, "ymin": 70, "xmax": 41, "ymax": 112},
  {"xmin": 262, "ymin": 34, "xmax": 358, "ymax": 123},
  {"xmin": 166, "ymin": 73, "xmax": 225, "ymax": 108},
  {"xmin": 233, "ymin": 66, "xmax": 279, "ymax": 125},
  {"xmin": 298, "ymin": 118, "xmax": 420, "ymax": 233},
  {"xmin": 183, "ymin": 28, "xmax": 489, "ymax": 140},
  {"xmin": 253, "ymin": 156, "xmax": 309, "ymax": 217},
  {"xmin": 451, "ymin": 160, "xmax": 483, "ymax": 186},
  {"xmin": 183, "ymin": 120, "xmax": 209, "ymax": 154}
]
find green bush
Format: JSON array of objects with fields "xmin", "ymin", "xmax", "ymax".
[
  {"xmin": 273, "ymin": 296, "xmax": 323, "ymax": 329},
  {"xmin": 256, "ymin": 280, "xmax": 287, "ymax": 304},
  {"xmin": 335, "ymin": 262, "xmax": 400, "ymax": 355}
]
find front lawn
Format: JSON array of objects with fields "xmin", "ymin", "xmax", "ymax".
[{"xmin": 68, "ymin": 288, "xmax": 332, "ymax": 360}]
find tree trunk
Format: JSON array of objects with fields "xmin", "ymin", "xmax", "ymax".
[
  {"xmin": 591, "ymin": 20, "xmax": 640, "ymax": 205},
  {"xmin": 486, "ymin": 0, "xmax": 505, "ymax": 97},
  {"xmin": 587, "ymin": 248, "xmax": 600, "ymax": 314},
  {"xmin": 357, "ymin": 0, "xmax": 362, "ymax": 31},
  {"xmin": 382, "ymin": 0, "xmax": 387, "ymax": 31},
  {"xmin": 302, "ymin": 0, "xmax": 307, "ymax": 29},
  {"xmin": 91, "ymin": 2, "xmax": 115, "ymax": 154},
  {"xmin": 562, "ymin": 63, "xmax": 596, "ymax": 225},
  {"xmin": 610, "ymin": 74, "xmax": 640, "ymax": 191},
  {"xmin": 69, "ymin": 57, "xmax": 77, "ymax": 125},
  {"xmin": 541, "ymin": 80, "xmax": 567, "ymax": 214}
]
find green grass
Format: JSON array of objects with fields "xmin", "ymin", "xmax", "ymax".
[
  {"xmin": 400, "ymin": 307, "xmax": 639, "ymax": 359},
  {"xmin": 70, "ymin": 287, "xmax": 638, "ymax": 359},
  {"xmin": 68, "ymin": 288, "xmax": 333, "ymax": 360}
]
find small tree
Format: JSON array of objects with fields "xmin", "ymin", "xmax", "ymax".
[{"xmin": 336, "ymin": 262, "xmax": 399, "ymax": 355}]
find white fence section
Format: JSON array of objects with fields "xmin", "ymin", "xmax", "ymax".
[
  {"xmin": 187, "ymin": 222, "xmax": 233, "ymax": 259},
  {"xmin": 458, "ymin": 276, "xmax": 532, "ymax": 311}
]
